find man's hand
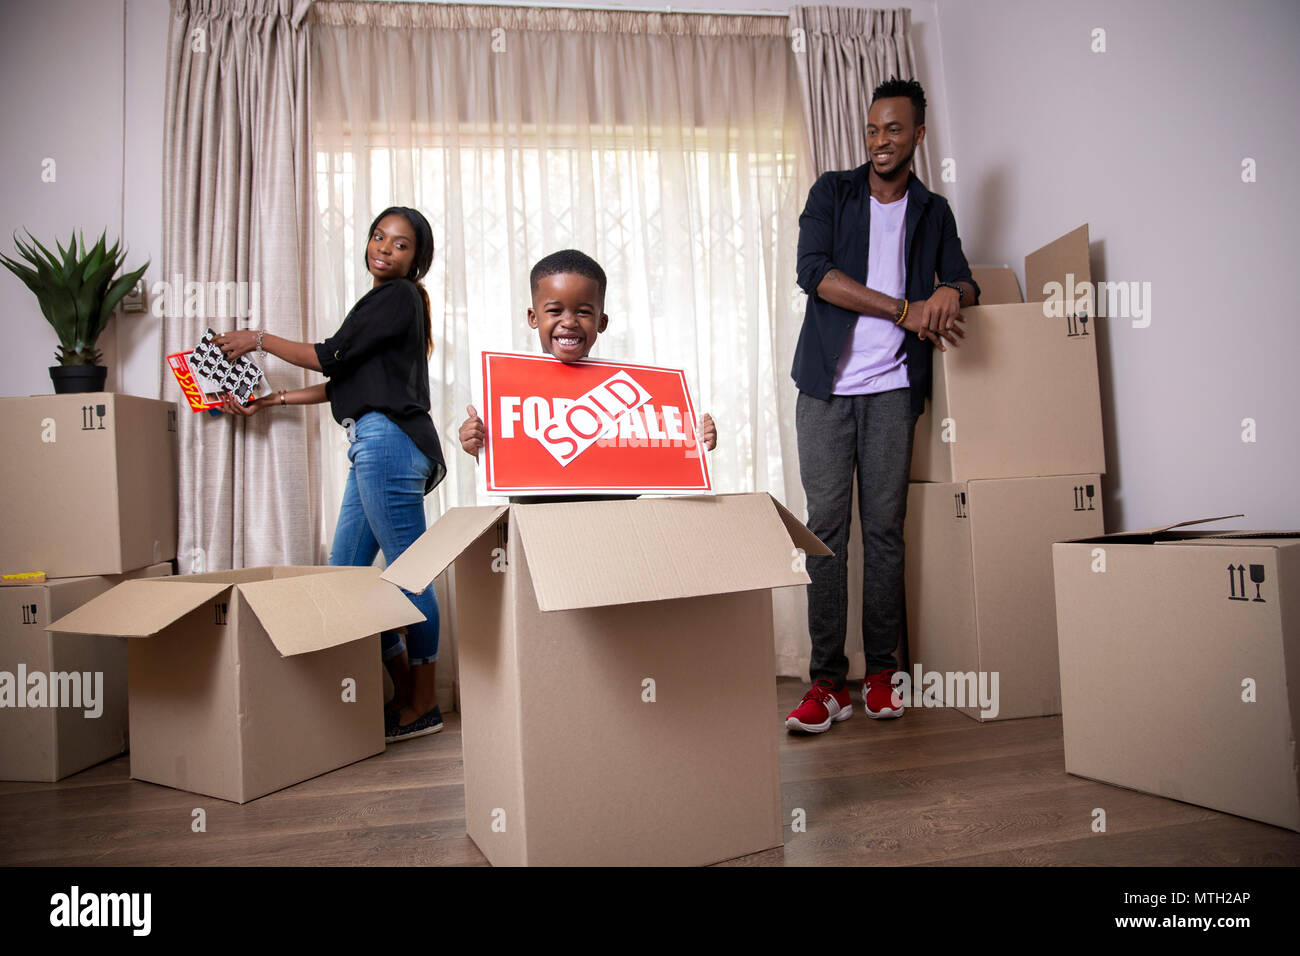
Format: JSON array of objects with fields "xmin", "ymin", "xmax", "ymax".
[
  {"xmin": 699, "ymin": 413, "xmax": 717, "ymax": 451},
  {"xmin": 904, "ymin": 288, "xmax": 966, "ymax": 351},
  {"xmin": 459, "ymin": 404, "xmax": 485, "ymax": 459},
  {"xmin": 215, "ymin": 330, "xmax": 259, "ymax": 361},
  {"xmin": 219, "ymin": 392, "xmax": 262, "ymax": 417}
]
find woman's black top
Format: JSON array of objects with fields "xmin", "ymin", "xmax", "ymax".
[{"xmin": 314, "ymin": 278, "xmax": 447, "ymax": 494}]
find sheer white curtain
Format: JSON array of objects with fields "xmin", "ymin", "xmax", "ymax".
[{"xmin": 310, "ymin": 1, "xmax": 813, "ymax": 678}]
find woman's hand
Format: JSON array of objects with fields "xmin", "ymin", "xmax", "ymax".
[
  {"xmin": 219, "ymin": 392, "xmax": 263, "ymax": 417},
  {"xmin": 214, "ymin": 330, "xmax": 259, "ymax": 361},
  {"xmin": 459, "ymin": 404, "xmax": 485, "ymax": 459},
  {"xmin": 700, "ymin": 413, "xmax": 717, "ymax": 451}
]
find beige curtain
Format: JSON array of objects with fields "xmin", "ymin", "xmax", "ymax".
[
  {"xmin": 162, "ymin": 0, "xmax": 320, "ymax": 573},
  {"xmin": 310, "ymin": 1, "xmax": 812, "ymax": 677},
  {"xmin": 790, "ymin": 6, "xmax": 930, "ymax": 181}
]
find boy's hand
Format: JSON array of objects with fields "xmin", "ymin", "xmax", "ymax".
[
  {"xmin": 700, "ymin": 413, "xmax": 717, "ymax": 451},
  {"xmin": 459, "ymin": 404, "xmax": 485, "ymax": 459}
]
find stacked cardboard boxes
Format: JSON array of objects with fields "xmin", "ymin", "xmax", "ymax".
[
  {"xmin": 0, "ymin": 393, "xmax": 429, "ymax": 803},
  {"xmin": 903, "ymin": 226, "xmax": 1107, "ymax": 721},
  {"xmin": 0, "ymin": 393, "xmax": 179, "ymax": 780}
]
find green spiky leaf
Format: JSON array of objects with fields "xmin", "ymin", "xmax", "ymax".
[{"xmin": 0, "ymin": 228, "xmax": 150, "ymax": 366}]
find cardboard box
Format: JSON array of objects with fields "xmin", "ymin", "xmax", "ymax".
[
  {"xmin": 382, "ymin": 493, "xmax": 829, "ymax": 866},
  {"xmin": 1053, "ymin": 520, "xmax": 1300, "ymax": 831},
  {"xmin": 47, "ymin": 565, "xmax": 424, "ymax": 803},
  {"xmin": 969, "ymin": 266, "xmax": 1023, "ymax": 306},
  {"xmin": 904, "ymin": 475, "xmax": 1103, "ymax": 721},
  {"xmin": 1025, "ymin": 223, "xmax": 1090, "ymax": 305},
  {"xmin": 0, "ymin": 394, "xmax": 179, "ymax": 578},
  {"xmin": 911, "ymin": 226, "xmax": 1104, "ymax": 482},
  {"xmin": 0, "ymin": 562, "xmax": 172, "ymax": 781}
]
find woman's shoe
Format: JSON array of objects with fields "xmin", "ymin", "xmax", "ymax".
[{"xmin": 385, "ymin": 704, "xmax": 443, "ymax": 743}]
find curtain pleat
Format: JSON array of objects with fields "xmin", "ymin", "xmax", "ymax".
[
  {"xmin": 162, "ymin": 0, "xmax": 320, "ymax": 573},
  {"xmin": 790, "ymin": 6, "xmax": 930, "ymax": 181}
]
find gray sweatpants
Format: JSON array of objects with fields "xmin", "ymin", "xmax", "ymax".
[{"xmin": 795, "ymin": 387, "xmax": 917, "ymax": 687}]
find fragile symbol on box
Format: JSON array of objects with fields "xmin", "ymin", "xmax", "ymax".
[
  {"xmin": 1072, "ymin": 484, "xmax": 1096, "ymax": 511},
  {"xmin": 532, "ymin": 370, "xmax": 652, "ymax": 467},
  {"xmin": 81, "ymin": 405, "xmax": 107, "ymax": 431},
  {"xmin": 953, "ymin": 491, "xmax": 968, "ymax": 519},
  {"xmin": 1227, "ymin": 564, "xmax": 1266, "ymax": 603}
]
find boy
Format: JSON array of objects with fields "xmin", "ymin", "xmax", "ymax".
[{"xmin": 458, "ymin": 249, "xmax": 716, "ymax": 463}]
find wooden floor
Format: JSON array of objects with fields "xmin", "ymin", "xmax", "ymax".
[{"xmin": 3, "ymin": 678, "xmax": 1297, "ymax": 867}]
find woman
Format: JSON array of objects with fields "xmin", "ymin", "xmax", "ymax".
[{"xmin": 216, "ymin": 206, "xmax": 447, "ymax": 742}]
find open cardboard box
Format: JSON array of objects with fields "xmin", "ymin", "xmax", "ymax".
[
  {"xmin": 382, "ymin": 492, "xmax": 829, "ymax": 866},
  {"xmin": 1053, "ymin": 518, "xmax": 1300, "ymax": 831},
  {"xmin": 47, "ymin": 565, "xmax": 424, "ymax": 803},
  {"xmin": 911, "ymin": 225, "xmax": 1105, "ymax": 482},
  {"xmin": 1, "ymin": 562, "xmax": 172, "ymax": 782},
  {"xmin": 0, "ymin": 394, "xmax": 178, "ymax": 578},
  {"xmin": 905, "ymin": 475, "xmax": 1103, "ymax": 721}
]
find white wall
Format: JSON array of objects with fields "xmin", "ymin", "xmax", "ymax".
[
  {"xmin": 933, "ymin": 0, "xmax": 1299, "ymax": 529},
  {"xmin": 0, "ymin": 0, "xmax": 167, "ymax": 401}
]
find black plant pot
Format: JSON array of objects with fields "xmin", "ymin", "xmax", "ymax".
[{"xmin": 49, "ymin": 365, "xmax": 108, "ymax": 394}]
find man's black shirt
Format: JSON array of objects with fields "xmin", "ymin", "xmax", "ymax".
[{"xmin": 793, "ymin": 166, "xmax": 979, "ymax": 416}]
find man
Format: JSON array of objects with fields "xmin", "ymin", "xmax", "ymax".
[{"xmin": 786, "ymin": 77, "xmax": 979, "ymax": 732}]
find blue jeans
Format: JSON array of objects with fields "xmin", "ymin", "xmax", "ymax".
[{"xmin": 329, "ymin": 411, "xmax": 440, "ymax": 665}]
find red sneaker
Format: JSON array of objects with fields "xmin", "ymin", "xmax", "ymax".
[
  {"xmin": 863, "ymin": 669, "xmax": 904, "ymax": 719},
  {"xmin": 785, "ymin": 679, "xmax": 853, "ymax": 733}
]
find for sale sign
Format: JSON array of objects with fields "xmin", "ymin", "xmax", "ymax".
[{"xmin": 480, "ymin": 352, "xmax": 712, "ymax": 496}]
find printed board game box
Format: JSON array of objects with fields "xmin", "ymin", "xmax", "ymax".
[
  {"xmin": 47, "ymin": 566, "xmax": 424, "ymax": 803},
  {"xmin": 0, "ymin": 394, "xmax": 178, "ymax": 578},
  {"xmin": 382, "ymin": 493, "xmax": 829, "ymax": 865},
  {"xmin": 0, "ymin": 562, "xmax": 172, "ymax": 782},
  {"xmin": 166, "ymin": 328, "xmax": 269, "ymax": 411}
]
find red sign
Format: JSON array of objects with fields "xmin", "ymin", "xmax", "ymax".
[{"xmin": 480, "ymin": 352, "xmax": 712, "ymax": 495}]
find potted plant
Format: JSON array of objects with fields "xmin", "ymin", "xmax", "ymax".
[{"xmin": 0, "ymin": 230, "xmax": 149, "ymax": 393}]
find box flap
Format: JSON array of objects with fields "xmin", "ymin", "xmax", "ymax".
[
  {"xmin": 1025, "ymin": 224, "xmax": 1090, "ymax": 303},
  {"xmin": 969, "ymin": 266, "xmax": 1023, "ymax": 305},
  {"xmin": 1114, "ymin": 514, "xmax": 1245, "ymax": 536},
  {"xmin": 1157, "ymin": 531, "xmax": 1300, "ymax": 548},
  {"xmin": 766, "ymin": 494, "xmax": 833, "ymax": 557},
  {"xmin": 512, "ymin": 493, "xmax": 813, "ymax": 611},
  {"xmin": 1059, "ymin": 514, "xmax": 1246, "ymax": 545},
  {"xmin": 381, "ymin": 505, "xmax": 510, "ymax": 594},
  {"xmin": 46, "ymin": 579, "xmax": 231, "ymax": 637},
  {"xmin": 238, "ymin": 566, "xmax": 427, "ymax": 657}
]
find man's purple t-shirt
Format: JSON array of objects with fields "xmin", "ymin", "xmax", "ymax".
[{"xmin": 831, "ymin": 194, "xmax": 910, "ymax": 395}]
